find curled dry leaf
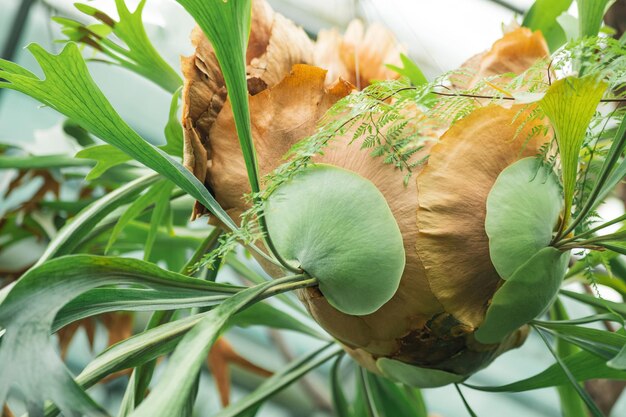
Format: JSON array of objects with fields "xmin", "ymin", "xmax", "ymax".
[
  {"xmin": 207, "ymin": 337, "xmax": 273, "ymax": 407},
  {"xmin": 314, "ymin": 20, "xmax": 404, "ymax": 87},
  {"xmin": 455, "ymin": 27, "xmax": 550, "ymax": 89},
  {"xmin": 57, "ymin": 313, "xmax": 133, "ymax": 362},
  {"xmin": 182, "ymin": 0, "xmax": 404, "ymax": 219}
]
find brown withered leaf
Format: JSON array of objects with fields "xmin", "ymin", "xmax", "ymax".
[
  {"xmin": 207, "ymin": 337, "xmax": 273, "ymax": 407},
  {"xmin": 415, "ymin": 105, "xmax": 550, "ymax": 329},
  {"xmin": 455, "ymin": 27, "xmax": 549, "ymax": 89},
  {"xmin": 57, "ymin": 312, "xmax": 133, "ymax": 360},
  {"xmin": 7, "ymin": 169, "xmax": 60, "ymax": 214},
  {"xmin": 314, "ymin": 20, "xmax": 404, "ymax": 87},
  {"xmin": 2, "ymin": 404, "xmax": 15, "ymax": 417},
  {"xmin": 182, "ymin": 0, "xmax": 315, "ymax": 219}
]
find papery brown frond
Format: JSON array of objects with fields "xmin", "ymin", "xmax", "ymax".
[
  {"xmin": 456, "ymin": 27, "xmax": 550, "ymax": 89},
  {"xmin": 181, "ymin": 0, "xmax": 315, "ymax": 219},
  {"xmin": 314, "ymin": 20, "xmax": 404, "ymax": 87},
  {"xmin": 207, "ymin": 337, "xmax": 273, "ymax": 407}
]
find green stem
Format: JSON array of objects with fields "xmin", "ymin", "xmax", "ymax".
[
  {"xmin": 559, "ymin": 112, "xmax": 626, "ymax": 239},
  {"xmin": 563, "ymin": 230, "xmax": 626, "ymax": 248},
  {"xmin": 558, "ymin": 213, "xmax": 626, "ymax": 246}
]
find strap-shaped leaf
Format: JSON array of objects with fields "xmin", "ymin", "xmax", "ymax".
[
  {"xmin": 176, "ymin": 0, "xmax": 260, "ymax": 193},
  {"xmin": 129, "ymin": 275, "xmax": 312, "ymax": 417},
  {"xmin": 467, "ymin": 350, "xmax": 626, "ymax": 392},
  {"xmin": 486, "ymin": 157, "xmax": 562, "ymax": 280},
  {"xmin": 0, "ymin": 42, "xmax": 237, "ymax": 231},
  {"xmin": 0, "ymin": 255, "xmax": 240, "ymax": 415},
  {"xmin": 475, "ymin": 247, "xmax": 570, "ymax": 344},
  {"xmin": 522, "ymin": 0, "xmax": 573, "ymax": 51},
  {"xmin": 377, "ymin": 358, "xmax": 465, "ymax": 388},
  {"xmin": 540, "ymin": 75, "xmax": 607, "ymax": 225},
  {"xmin": 578, "ymin": 0, "xmax": 612, "ymax": 38},
  {"xmin": 213, "ymin": 343, "xmax": 341, "ymax": 417}
]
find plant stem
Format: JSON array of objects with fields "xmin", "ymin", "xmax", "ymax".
[
  {"xmin": 558, "ymin": 112, "xmax": 626, "ymax": 240},
  {"xmin": 558, "ymin": 213, "xmax": 626, "ymax": 246}
]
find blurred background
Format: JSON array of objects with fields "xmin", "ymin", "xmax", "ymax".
[{"xmin": 1, "ymin": 0, "xmax": 626, "ymax": 416}]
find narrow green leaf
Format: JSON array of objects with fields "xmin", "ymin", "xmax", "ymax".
[
  {"xmin": 0, "ymin": 255, "xmax": 234, "ymax": 415},
  {"xmin": 364, "ymin": 371, "xmax": 428, "ymax": 417},
  {"xmin": 386, "ymin": 54, "xmax": 428, "ymax": 86},
  {"xmin": 176, "ymin": 0, "xmax": 260, "ymax": 193},
  {"xmin": 578, "ymin": 0, "xmax": 612, "ymax": 38},
  {"xmin": 466, "ymin": 350, "xmax": 626, "ymax": 392},
  {"xmin": 579, "ymin": 112, "xmax": 626, "ymax": 216},
  {"xmin": 0, "ymin": 154, "xmax": 94, "ymax": 169},
  {"xmin": 69, "ymin": 0, "xmax": 182, "ymax": 93},
  {"xmin": 331, "ymin": 355, "xmax": 352, "ymax": 417},
  {"xmin": 535, "ymin": 328, "xmax": 606, "ymax": 417},
  {"xmin": 106, "ymin": 179, "xmax": 169, "ymax": 253},
  {"xmin": 37, "ymin": 173, "xmax": 159, "ymax": 265},
  {"xmin": 225, "ymin": 253, "xmax": 305, "ymax": 313},
  {"xmin": 454, "ymin": 384, "xmax": 478, "ymax": 417},
  {"xmin": 522, "ymin": 0, "xmax": 572, "ymax": 51},
  {"xmin": 0, "ymin": 43, "xmax": 238, "ymax": 231},
  {"xmin": 144, "ymin": 181, "xmax": 174, "ymax": 261},
  {"xmin": 475, "ymin": 247, "xmax": 570, "ymax": 344},
  {"xmin": 129, "ymin": 275, "xmax": 312, "ymax": 417},
  {"xmin": 228, "ymin": 301, "xmax": 325, "ymax": 339},
  {"xmin": 486, "ymin": 157, "xmax": 562, "ymax": 280},
  {"xmin": 162, "ymin": 87, "xmax": 184, "ymax": 157},
  {"xmin": 550, "ymin": 299, "xmax": 587, "ymax": 417},
  {"xmin": 540, "ymin": 75, "xmax": 607, "ymax": 226},
  {"xmin": 265, "ymin": 164, "xmax": 405, "ymax": 315},
  {"xmin": 376, "ymin": 358, "xmax": 465, "ymax": 388},
  {"xmin": 213, "ymin": 343, "xmax": 342, "ymax": 417},
  {"xmin": 561, "ymin": 289, "xmax": 626, "ymax": 317},
  {"xmin": 53, "ymin": 287, "xmax": 238, "ymax": 332}
]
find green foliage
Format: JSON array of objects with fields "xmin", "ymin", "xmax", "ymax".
[
  {"xmin": 486, "ymin": 157, "xmax": 562, "ymax": 280},
  {"xmin": 176, "ymin": 0, "xmax": 259, "ymax": 193},
  {"xmin": 522, "ymin": 0, "xmax": 573, "ymax": 51},
  {"xmin": 468, "ymin": 349, "xmax": 626, "ymax": 392},
  {"xmin": 0, "ymin": 42, "xmax": 238, "ymax": 232},
  {"xmin": 55, "ymin": 0, "xmax": 182, "ymax": 93},
  {"xmin": 475, "ymin": 247, "xmax": 570, "ymax": 344},
  {"xmin": 578, "ymin": 0, "xmax": 613, "ymax": 38},
  {"xmin": 77, "ymin": 88, "xmax": 183, "ymax": 180},
  {"xmin": 550, "ymin": 300, "xmax": 588, "ymax": 417},
  {"xmin": 540, "ymin": 75, "xmax": 607, "ymax": 227},
  {"xmin": 265, "ymin": 164, "xmax": 405, "ymax": 315},
  {"xmin": 0, "ymin": 255, "xmax": 240, "ymax": 415},
  {"xmin": 2, "ymin": 0, "xmax": 626, "ymax": 416},
  {"xmin": 377, "ymin": 358, "xmax": 465, "ymax": 388},
  {"xmin": 128, "ymin": 274, "xmax": 313, "ymax": 417},
  {"xmin": 213, "ymin": 343, "xmax": 342, "ymax": 417},
  {"xmin": 386, "ymin": 53, "xmax": 429, "ymax": 86}
]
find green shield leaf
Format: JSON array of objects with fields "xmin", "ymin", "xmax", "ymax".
[
  {"xmin": 265, "ymin": 164, "xmax": 405, "ymax": 315},
  {"xmin": 486, "ymin": 157, "xmax": 562, "ymax": 280},
  {"xmin": 475, "ymin": 246, "xmax": 570, "ymax": 344}
]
